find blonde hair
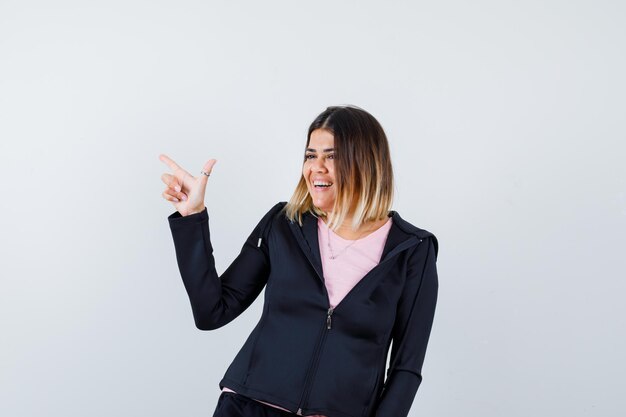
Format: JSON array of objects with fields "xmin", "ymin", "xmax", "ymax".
[{"xmin": 284, "ymin": 105, "xmax": 394, "ymax": 232}]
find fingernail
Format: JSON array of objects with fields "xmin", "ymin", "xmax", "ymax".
[
  {"xmin": 175, "ymin": 185, "xmax": 181, "ymax": 192},
  {"xmin": 181, "ymin": 195, "xmax": 187, "ymax": 201},
  {"xmin": 173, "ymin": 198, "xmax": 179, "ymax": 202}
]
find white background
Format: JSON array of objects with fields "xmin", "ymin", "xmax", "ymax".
[{"xmin": 1, "ymin": 1, "xmax": 624, "ymax": 416}]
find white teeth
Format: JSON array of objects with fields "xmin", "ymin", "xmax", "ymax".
[{"xmin": 314, "ymin": 181, "xmax": 332, "ymax": 186}]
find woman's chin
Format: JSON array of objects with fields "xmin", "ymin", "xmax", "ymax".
[
  {"xmin": 308, "ymin": 190, "xmax": 334, "ymax": 212},
  {"xmin": 314, "ymin": 203, "xmax": 333, "ymax": 213}
]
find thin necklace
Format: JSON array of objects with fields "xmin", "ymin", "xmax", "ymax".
[{"xmin": 325, "ymin": 221, "xmax": 374, "ymax": 260}]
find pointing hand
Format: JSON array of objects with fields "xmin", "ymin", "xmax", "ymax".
[{"xmin": 159, "ymin": 154, "xmax": 217, "ymax": 216}]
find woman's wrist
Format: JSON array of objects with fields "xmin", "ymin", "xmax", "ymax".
[{"xmin": 184, "ymin": 206, "xmax": 206, "ymax": 216}]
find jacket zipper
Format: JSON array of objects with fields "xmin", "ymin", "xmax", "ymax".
[
  {"xmin": 296, "ymin": 308, "xmax": 332, "ymax": 415},
  {"xmin": 292, "ymin": 231, "xmax": 422, "ymax": 416},
  {"xmin": 326, "ymin": 307, "xmax": 334, "ymax": 329}
]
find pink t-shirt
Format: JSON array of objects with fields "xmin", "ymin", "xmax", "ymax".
[
  {"xmin": 317, "ymin": 216, "xmax": 393, "ymax": 309},
  {"xmin": 222, "ymin": 216, "xmax": 393, "ymax": 415}
]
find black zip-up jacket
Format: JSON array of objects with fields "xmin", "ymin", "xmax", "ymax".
[{"xmin": 168, "ymin": 201, "xmax": 439, "ymax": 417}]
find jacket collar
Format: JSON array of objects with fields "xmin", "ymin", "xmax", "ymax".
[{"xmin": 287, "ymin": 208, "xmax": 432, "ymax": 282}]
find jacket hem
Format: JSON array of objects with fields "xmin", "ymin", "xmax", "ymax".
[
  {"xmin": 218, "ymin": 377, "xmax": 363, "ymax": 417},
  {"xmin": 219, "ymin": 377, "xmax": 300, "ymax": 413}
]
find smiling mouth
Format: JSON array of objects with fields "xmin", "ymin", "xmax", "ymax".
[
  {"xmin": 311, "ymin": 180, "xmax": 333, "ymax": 190},
  {"xmin": 312, "ymin": 181, "xmax": 333, "ymax": 191}
]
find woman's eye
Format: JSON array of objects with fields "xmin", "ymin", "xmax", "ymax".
[{"xmin": 304, "ymin": 154, "xmax": 333, "ymax": 160}]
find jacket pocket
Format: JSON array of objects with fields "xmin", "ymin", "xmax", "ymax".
[
  {"xmin": 223, "ymin": 311, "xmax": 269, "ymax": 385},
  {"xmin": 243, "ymin": 314, "xmax": 268, "ymax": 385},
  {"xmin": 363, "ymin": 364, "xmax": 383, "ymax": 417}
]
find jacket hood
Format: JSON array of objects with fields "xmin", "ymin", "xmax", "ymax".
[{"xmin": 387, "ymin": 210, "xmax": 439, "ymax": 258}]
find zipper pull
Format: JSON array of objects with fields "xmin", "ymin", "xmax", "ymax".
[
  {"xmin": 326, "ymin": 307, "xmax": 334, "ymax": 329},
  {"xmin": 257, "ymin": 237, "xmax": 262, "ymax": 247}
]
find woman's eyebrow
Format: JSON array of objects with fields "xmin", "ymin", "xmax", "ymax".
[{"xmin": 305, "ymin": 148, "xmax": 335, "ymax": 152}]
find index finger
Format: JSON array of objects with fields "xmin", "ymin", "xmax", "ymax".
[{"xmin": 159, "ymin": 154, "xmax": 182, "ymax": 172}]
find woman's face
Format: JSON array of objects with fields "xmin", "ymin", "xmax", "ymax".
[{"xmin": 303, "ymin": 129, "xmax": 336, "ymax": 213}]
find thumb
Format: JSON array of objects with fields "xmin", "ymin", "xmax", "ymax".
[{"xmin": 198, "ymin": 159, "xmax": 217, "ymax": 186}]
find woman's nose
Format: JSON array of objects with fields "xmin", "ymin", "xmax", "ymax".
[{"xmin": 312, "ymin": 158, "xmax": 328, "ymax": 172}]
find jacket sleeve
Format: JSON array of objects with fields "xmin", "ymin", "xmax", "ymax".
[
  {"xmin": 374, "ymin": 235, "xmax": 439, "ymax": 417},
  {"xmin": 167, "ymin": 202, "xmax": 284, "ymax": 330}
]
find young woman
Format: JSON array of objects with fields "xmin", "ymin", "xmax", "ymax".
[{"xmin": 160, "ymin": 105, "xmax": 439, "ymax": 417}]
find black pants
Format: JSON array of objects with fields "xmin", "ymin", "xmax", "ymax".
[{"xmin": 212, "ymin": 392, "xmax": 295, "ymax": 417}]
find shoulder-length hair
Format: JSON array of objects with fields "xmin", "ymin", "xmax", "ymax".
[{"xmin": 283, "ymin": 105, "xmax": 394, "ymax": 232}]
